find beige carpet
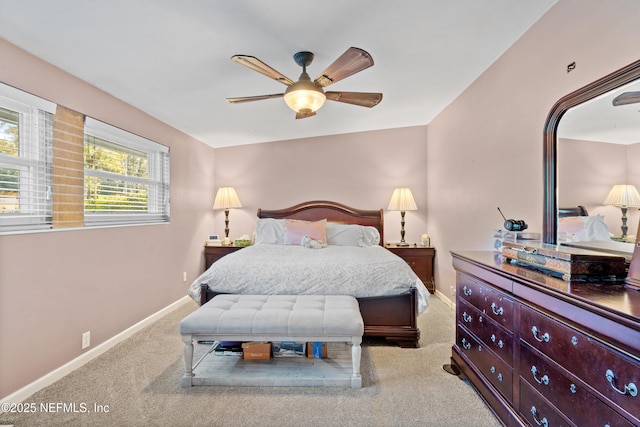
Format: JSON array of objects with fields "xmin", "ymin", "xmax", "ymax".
[{"xmin": 1, "ymin": 296, "xmax": 500, "ymax": 427}]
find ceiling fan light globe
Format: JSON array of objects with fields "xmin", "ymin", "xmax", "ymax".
[{"xmin": 284, "ymin": 89, "xmax": 326, "ymax": 113}]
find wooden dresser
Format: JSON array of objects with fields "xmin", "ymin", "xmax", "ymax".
[{"xmin": 451, "ymin": 251, "xmax": 640, "ymax": 427}]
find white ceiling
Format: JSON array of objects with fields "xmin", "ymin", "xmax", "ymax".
[
  {"xmin": 0, "ymin": 0, "xmax": 557, "ymax": 148},
  {"xmin": 559, "ymin": 79, "xmax": 640, "ymax": 145}
]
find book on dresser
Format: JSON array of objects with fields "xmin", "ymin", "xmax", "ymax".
[{"xmin": 450, "ymin": 251, "xmax": 640, "ymax": 427}]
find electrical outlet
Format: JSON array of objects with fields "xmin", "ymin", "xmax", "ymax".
[
  {"xmin": 82, "ymin": 331, "xmax": 90, "ymax": 349},
  {"xmin": 182, "ymin": 272, "xmax": 187, "ymax": 282}
]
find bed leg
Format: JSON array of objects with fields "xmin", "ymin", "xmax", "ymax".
[
  {"xmin": 351, "ymin": 336, "xmax": 362, "ymax": 388},
  {"xmin": 181, "ymin": 334, "xmax": 194, "ymax": 387}
]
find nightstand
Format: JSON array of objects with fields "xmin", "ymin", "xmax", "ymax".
[
  {"xmin": 385, "ymin": 244, "xmax": 436, "ymax": 293},
  {"xmin": 204, "ymin": 245, "xmax": 245, "ymax": 270}
]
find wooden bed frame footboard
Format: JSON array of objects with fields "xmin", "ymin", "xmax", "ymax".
[{"xmin": 200, "ymin": 284, "xmax": 420, "ymax": 348}]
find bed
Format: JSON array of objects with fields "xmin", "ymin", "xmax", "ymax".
[
  {"xmin": 558, "ymin": 205, "xmax": 635, "ymax": 262},
  {"xmin": 189, "ymin": 200, "xmax": 429, "ymax": 347}
]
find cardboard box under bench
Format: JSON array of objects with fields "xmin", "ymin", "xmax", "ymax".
[
  {"xmin": 502, "ymin": 241, "xmax": 626, "ymax": 281},
  {"xmin": 242, "ymin": 342, "xmax": 271, "ymax": 360}
]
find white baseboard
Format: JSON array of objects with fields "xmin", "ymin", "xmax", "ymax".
[
  {"xmin": 434, "ymin": 289, "xmax": 455, "ymax": 310},
  {"xmin": 0, "ymin": 296, "xmax": 191, "ymax": 407}
]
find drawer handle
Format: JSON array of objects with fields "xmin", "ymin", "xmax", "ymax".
[
  {"xmin": 605, "ymin": 369, "xmax": 638, "ymax": 397},
  {"xmin": 491, "ymin": 302, "xmax": 504, "ymax": 316},
  {"xmin": 531, "ymin": 326, "xmax": 550, "ymax": 343},
  {"xmin": 570, "ymin": 384, "xmax": 577, "ymax": 394},
  {"xmin": 489, "ymin": 366, "xmax": 504, "ymax": 382},
  {"xmin": 531, "ymin": 366, "xmax": 549, "ymax": 386},
  {"xmin": 461, "ymin": 338, "xmax": 471, "ymax": 350},
  {"xmin": 463, "ymin": 286, "xmax": 472, "ymax": 296},
  {"xmin": 530, "ymin": 406, "xmax": 548, "ymax": 427},
  {"xmin": 462, "ymin": 312, "xmax": 473, "ymax": 323},
  {"xmin": 490, "ymin": 334, "xmax": 504, "ymax": 349}
]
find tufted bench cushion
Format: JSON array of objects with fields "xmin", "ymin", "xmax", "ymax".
[
  {"xmin": 179, "ymin": 294, "xmax": 364, "ymax": 337},
  {"xmin": 179, "ymin": 294, "xmax": 364, "ymax": 388}
]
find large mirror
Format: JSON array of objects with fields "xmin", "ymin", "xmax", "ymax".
[{"xmin": 543, "ymin": 59, "xmax": 640, "ymax": 258}]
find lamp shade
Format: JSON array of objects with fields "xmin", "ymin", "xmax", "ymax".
[
  {"xmin": 603, "ymin": 184, "xmax": 640, "ymax": 207},
  {"xmin": 388, "ymin": 187, "xmax": 417, "ymax": 211},
  {"xmin": 213, "ymin": 187, "xmax": 242, "ymax": 210}
]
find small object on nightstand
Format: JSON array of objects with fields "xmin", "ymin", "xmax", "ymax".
[{"xmin": 206, "ymin": 238, "xmax": 222, "ymax": 246}]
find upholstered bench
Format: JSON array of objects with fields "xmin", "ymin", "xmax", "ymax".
[{"xmin": 179, "ymin": 294, "xmax": 364, "ymax": 388}]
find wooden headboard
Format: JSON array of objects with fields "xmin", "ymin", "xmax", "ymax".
[
  {"xmin": 257, "ymin": 200, "xmax": 384, "ymax": 245},
  {"xmin": 558, "ymin": 205, "xmax": 589, "ymax": 218}
]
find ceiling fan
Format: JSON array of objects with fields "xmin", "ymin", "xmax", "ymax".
[
  {"xmin": 612, "ymin": 91, "xmax": 640, "ymax": 106},
  {"xmin": 226, "ymin": 47, "xmax": 383, "ymax": 119}
]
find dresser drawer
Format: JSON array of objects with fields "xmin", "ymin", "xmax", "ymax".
[
  {"xmin": 457, "ymin": 325, "xmax": 513, "ymax": 402},
  {"xmin": 457, "ymin": 298, "xmax": 513, "ymax": 365},
  {"xmin": 520, "ymin": 343, "xmax": 634, "ymax": 427},
  {"xmin": 519, "ymin": 380, "xmax": 575, "ymax": 427},
  {"xmin": 458, "ymin": 273, "xmax": 515, "ymax": 331},
  {"xmin": 521, "ymin": 305, "xmax": 640, "ymax": 421}
]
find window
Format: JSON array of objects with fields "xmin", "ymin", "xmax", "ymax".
[
  {"xmin": 0, "ymin": 83, "xmax": 55, "ymax": 232},
  {"xmin": 83, "ymin": 117, "xmax": 169, "ymax": 226}
]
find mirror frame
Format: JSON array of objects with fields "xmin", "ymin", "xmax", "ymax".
[{"xmin": 543, "ymin": 59, "xmax": 640, "ymax": 244}]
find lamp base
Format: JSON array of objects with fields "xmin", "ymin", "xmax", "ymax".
[{"xmin": 396, "ymin": 242, "xmax": 410, "ymax": 247}]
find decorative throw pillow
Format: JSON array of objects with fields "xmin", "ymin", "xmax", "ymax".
[
  {"xmin": 558, "ymin": 215, "xmax": 610, "ymax": 241},
  {"xmin": 283, "ymin": 219, "xmax": 327, "ymax": 245}
]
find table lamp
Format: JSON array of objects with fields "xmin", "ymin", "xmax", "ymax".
[
  {"xmin": 603, "ymin": 184, "xmax": 640, "ymax": 240},
  {"xmin": 388, "ymin": 187, "xmax": 417, "ymax": 246},
  {"xmin": 213, "ymin": 187, "xmax": 242, "ymax": 245}
]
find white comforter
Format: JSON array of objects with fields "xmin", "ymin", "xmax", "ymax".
[{"xmin": 188, "ymin": 244, "xmax": 429, "ymax": 313}]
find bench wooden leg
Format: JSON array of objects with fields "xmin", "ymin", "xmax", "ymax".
[
  {"xmin": 351, "ymin": 336, "xmax": 362, "ymax": 388},
  {"xmin": 181, "ymin": 334, "xmax": 194, "ymax": 387}
]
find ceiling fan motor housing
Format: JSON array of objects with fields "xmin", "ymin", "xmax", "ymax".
[{"xmin": 293, "ymin": 51, "xmax": 314, "ymax": 68}]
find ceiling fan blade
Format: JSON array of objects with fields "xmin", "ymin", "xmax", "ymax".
[
  {"xmin": 612, "ymin": 91, "xmax": 640, "ymax": 106},
  {"xmin": 314, "ymin": 47, "xmax": 375, "ymax": 88},
  {"xmin": 231, "ymin": 55, "xmax": 295, "ymax": 86},
  {"xmin": 226, "ymin": 93, "xmax": 284, "ymax": 104},
  {"xmin": 325, "ymin": 91, "xmax": 383, "ymax": 108}
]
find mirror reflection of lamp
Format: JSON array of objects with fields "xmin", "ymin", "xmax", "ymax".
[
  {"xmin": 387, "ymin": 187, "xmax": 417, "ymax": 246},
  {"xmin": 603, "ymin": 184, "xmax": 640, "ymax": 240},
  {"xmin": 213, "ymin": 187, "xmax": 242, "ymax": 245}
]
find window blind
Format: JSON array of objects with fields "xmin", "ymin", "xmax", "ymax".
[
  {"xmin": 0, "ymin": 83, "xmax": 55, "ymax": 232},
  {"xmin": 83, "ymin": 117, "xmax": 170, "ymax": 226}
]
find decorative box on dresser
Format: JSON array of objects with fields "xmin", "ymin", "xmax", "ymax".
[
  {"xmin": 204, "ymin": 244, "xmax": 244, "ymax": 270},
  {"xmin": 450, "ymin": 251, "xmax": 640, "ymax": 427},
  {"xmin": 385, "ymin": 244, "xmax": 436, "ymax": 294}
]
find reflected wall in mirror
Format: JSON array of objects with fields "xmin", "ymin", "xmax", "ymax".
[{"xmin": 543, "ymin": 59, "xmax": 640, "ymax": 256}]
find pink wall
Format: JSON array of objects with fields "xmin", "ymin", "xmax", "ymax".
[
  {"xmin": 0, "ymin": 40, "xmax": 216, "ymax": 399},
  {"xmin": 213, "ymin": 126, "xmax": 429, "ymax": 246},
  {"xmin": 427, "ymin": 0, "xmax": 640, "ymax": 298}
]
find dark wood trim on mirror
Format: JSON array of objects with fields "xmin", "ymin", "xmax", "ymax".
[{"xmin": 543, "ymin": 59, "xmax": 640, "ymax": 244}]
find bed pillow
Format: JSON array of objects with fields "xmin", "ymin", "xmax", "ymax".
[
  {"xmin": 326, "ymin": 223, "xmax": 381, "ymax": 246},
  {"xmin": 558, "ymin": 215, "xmax": 611, "ymax": 242},
  {"xmin": 283, "ymin": 219, "xmax": 327, "ymax": 245},
  {"xmin": 254, "ymin": 218, "xmax": 285, "ymax": 245},
  {"xmin": 361, "ymin": 226, "xmax": 381, "ymax": 246}
]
